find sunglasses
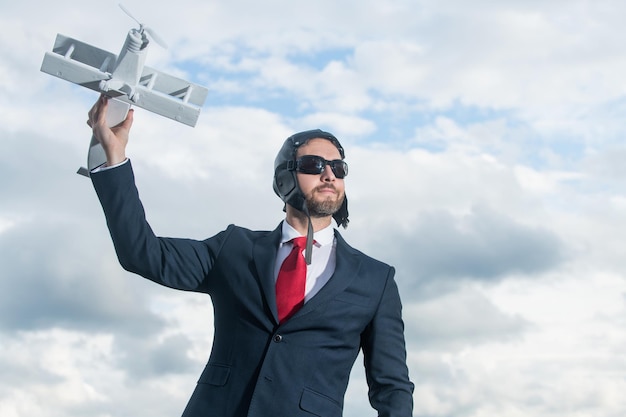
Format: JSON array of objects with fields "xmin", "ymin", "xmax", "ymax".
[{"xmin": 289, "ymin": 155, "xmax": 349, "ymax": 179}]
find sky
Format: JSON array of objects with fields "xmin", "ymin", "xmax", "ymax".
[{"xmin": 2, "ymin": 0, "xmax": 626, "ymax": 416}]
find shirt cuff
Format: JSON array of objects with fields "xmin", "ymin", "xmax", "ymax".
[{"xmin": 90, "ymin": 158, "xmax": 129, "ymax": 173}]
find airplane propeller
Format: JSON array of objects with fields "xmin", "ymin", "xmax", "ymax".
[{"xmin": 119, "ymin": 3, "xmax": 168, "ymax": 49}]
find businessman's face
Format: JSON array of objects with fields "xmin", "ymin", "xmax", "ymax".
[{"xmin": 295, "ymin": 138, "xmax": 346, "ymax": 218}]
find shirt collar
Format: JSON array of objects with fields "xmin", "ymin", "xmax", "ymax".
[{"xmin": 281, "ymin": 220, "xmax": 334, "ymax": 247}]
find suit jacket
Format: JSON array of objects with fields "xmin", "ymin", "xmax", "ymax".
[{"xmin": 92, "ymin": 161, "xmax": 414, "ymax": 417}]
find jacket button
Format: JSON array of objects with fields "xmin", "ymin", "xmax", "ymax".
[{"xmin": 273, "ymin": 334, "xmax": 283, "ymax": 343}]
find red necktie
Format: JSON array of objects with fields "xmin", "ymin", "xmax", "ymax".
[{"xmin": 276, "ymin": 236, "xmax": 308, "ymax": 323}]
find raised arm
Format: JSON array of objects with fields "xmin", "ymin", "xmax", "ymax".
[{"xmin": 87, "ymin": 95, "xmax": 219, "ymax": 292}]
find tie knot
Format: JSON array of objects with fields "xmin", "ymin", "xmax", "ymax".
[{"xmin": 291, "ymin": 236, "xmax": 307, "ymax": 249}]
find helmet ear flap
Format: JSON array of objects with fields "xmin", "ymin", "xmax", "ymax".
[
  {"xmin": 274, "ymin": 168, "xmax": 296, "ymax": 199},
  {"xmin": 273, "ymin": 165, "xmax": 307, "ymax": 212}
]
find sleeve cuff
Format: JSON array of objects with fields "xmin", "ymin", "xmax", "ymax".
[{"xmin": 90, "ymin": 158, "xmax": 129, "ymax": 174}]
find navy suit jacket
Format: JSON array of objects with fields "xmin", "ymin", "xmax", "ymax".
[{"xmin": 92, "ymin": 161, "xmax": 414, "ymax": 417}]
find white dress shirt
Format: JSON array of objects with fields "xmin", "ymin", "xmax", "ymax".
[{"xmin": 274, "ymin": 221, "xmax": 337, "ymax": 303}]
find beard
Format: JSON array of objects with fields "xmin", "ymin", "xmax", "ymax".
[{"xmin": 304, "ymin": 186, "xmax": 345, "ymax": 218}]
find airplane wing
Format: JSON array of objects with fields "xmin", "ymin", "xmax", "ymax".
[
  {"xmin": 41, "ymin": 34, "xmax": 209, "ymax": 127},
  {"xmin": 40, "ymin": 34, "xmax": 114, "ymax": 89},
  {"xmin": 114, "ymin": 65, "xmax": 209, "ymax": 127}
]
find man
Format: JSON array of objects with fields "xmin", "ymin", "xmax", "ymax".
[{"xmin": 87, "ymin": 94, "xmax": 414, "ymax": 416}]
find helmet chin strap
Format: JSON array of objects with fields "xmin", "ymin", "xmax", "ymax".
[{"xmin": 302, "ymin": 204, "xmax": 314, "ymax": 265}]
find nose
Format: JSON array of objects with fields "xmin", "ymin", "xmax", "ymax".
[{"xmin": 320, "ymin": 163, "xmax": 336, "ymax": 182}]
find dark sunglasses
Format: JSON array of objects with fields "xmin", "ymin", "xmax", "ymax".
[{"xmin": 289, "ymin": 155, "xmax": 349, "ymax": 178}]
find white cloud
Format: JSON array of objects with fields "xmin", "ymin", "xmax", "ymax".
[{"xmin": 3, "ymin": 1, "xmax": 626, "ymax": 416}]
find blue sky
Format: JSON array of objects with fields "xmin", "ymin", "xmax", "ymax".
[{"xmin": 2, "ymin": 1, "xmax": 626, "ymax": 416}]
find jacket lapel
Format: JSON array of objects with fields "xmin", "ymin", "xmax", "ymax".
[
  {"xmin": 253, "ymin": 223, "xmax": 282, "ymax": 323},
  {"xmin": 291, "ymin": 230, "xmax": 361, "ymax": 320}
]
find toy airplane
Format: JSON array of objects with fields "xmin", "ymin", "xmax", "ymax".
[{"xmin": 40, "ymin": 4, "xmax": 208, "ymax": 176}]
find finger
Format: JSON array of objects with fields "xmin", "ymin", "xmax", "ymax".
[
  {"xmin": 87, "ymin": 96, "xmax": 102, "ymax": 127},
  {"xmin": 123, "ymin": 108, "xmax": 134, "ymax": 127},
  {"xmin": 95, "ymin": 95, "xmax": 109, "ymax": 125},
  {"xmin": 87, "ymin": 106, "xmax": 95, "ymax": 125}
]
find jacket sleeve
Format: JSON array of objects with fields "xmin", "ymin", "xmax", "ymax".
[
  {"xmin": 361, "ymin": 266, "xmax": 414, "ymax": 417},
  {"xmin": 91, "ymin": 160, "xmax": 226, "ymax": 292}
]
